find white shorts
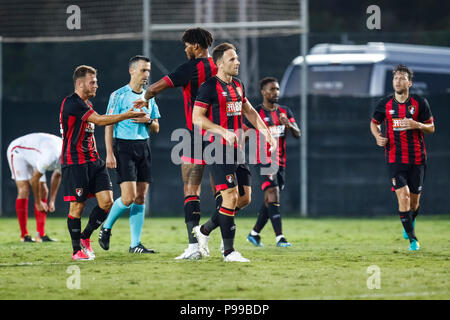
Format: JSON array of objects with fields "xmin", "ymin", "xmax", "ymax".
[{"xmin": 7, "ymin": 144, "xmax": 46, "ymax": 182}]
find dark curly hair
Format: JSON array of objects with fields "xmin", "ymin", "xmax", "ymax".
[{"xmin": 181, "ymin": 28, "xmax": 213, "ymax": 49}]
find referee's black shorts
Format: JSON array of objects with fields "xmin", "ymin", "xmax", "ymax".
[{"xmin": 113, "ymin": 138, "xmax": 152, "ymax": 184}]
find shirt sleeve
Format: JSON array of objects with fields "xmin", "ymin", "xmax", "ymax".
[
  {"xmin": 105, "ymin": 91, "xmax": 118, "ymax": 115},
  {"xmin": 149, "ymin": 98, "xmax": 161, "ymax": 119},
  {"xmin": 194, "ymin": 82, "xmax": 212, "ymax": 109},
  {"xmin": 164, "ymin": 62, "xmax": 192, "ymax": 88},
  {"xmin": 65, "ymin": 97, "xmax": 94, "ymax": 121},
  {"xmin": 418, "ymin": 97, "xmax": 433, "ymax": 123},
  {"xmin": 371, "ymin": 98, "xmax": 386, "ymax": 124},
  {"xmin": 240, "ymin": 80, "xmax": 248, "ymax": 104},
  {"xmin": 286, "ymin": 106, "xmax": 297, "ymax": 123}
]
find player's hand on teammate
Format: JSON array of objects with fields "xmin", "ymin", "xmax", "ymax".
[
  {"xmin": 125, "ymin": 108, "xmax": 147, "ymax": 119},
  {"xmin": 106, "ymin": 153, "xmax": 117, "ymax": 169},
  {"xmin": 132, "ymin": 99, "xmax": 148, "ymax": 109},
  {"xmin": 36, "ymin": 200, "xmax": 49, "ymax": 212},
  {"xmin": 375, "ymin": 133, "xmax": 388, "ymax": 147},
  {"xmin": 131, "ymin": 113, "xmax": 151, "ymax": 123}
]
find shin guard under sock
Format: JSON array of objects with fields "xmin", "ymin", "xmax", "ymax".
[
  {"xmin": 399, "ymin": 210, "xmax": 417, "ymax": 242},
  {"xmin": 184, "ymin": 195, "xmax": 201, "ymax": 243},
  {"xmin": 67, "ymin": 215, "xmax": 82, "ymax": 253},
  {"xmin": 81, "ymin": 206, "xmax": 108, "ymax": 239},
  {"xmin": 268, "ymin": 202, "xmax": 282, "ymax": 236}
]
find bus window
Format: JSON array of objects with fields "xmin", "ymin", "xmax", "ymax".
[
  {"xmin": 384, "ymin": 70, "xmax": 450, "ymax": 95},
  {"xmin": 281, "ymin": 64, "xmax": 373, "ymax": 97}
]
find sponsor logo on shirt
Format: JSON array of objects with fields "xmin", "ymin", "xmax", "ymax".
[
  {"xmin": 269, "ymin": 125, "xmax": 285, "ymax": 138},
  {"xmin": 226, "ymin": 101, "xmax": 242, "ymax": 116},
  {"xmin": 392, "ymin": 118, "xmax": 407, "ymax": 131}
]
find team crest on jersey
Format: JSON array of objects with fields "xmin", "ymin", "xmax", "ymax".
[
  {"xmin": 226, "ymin": 174, "xmax": 234, "ymax": 184},
  {"xmin": 76, "ymin": 188, "xmax": 83, "ymax": 197},
  {"xmin": 391, "ymin": 178, "xmax": 396, "ymax": 187},
  {"xmin": 236, "ymin": 87, "xmax": 243, "ymax": 97},
  {"xmin": 408, "ymin": 105, "xmax": 416, "ymax": 115},
  {"xmin": 85, "ymin": 122, "xmax": 95, "ymax": 133}
]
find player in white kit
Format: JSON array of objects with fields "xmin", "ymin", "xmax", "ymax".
[{"xmin": 6, "ymin": 133, "xmax": 63, "ymax": 242}]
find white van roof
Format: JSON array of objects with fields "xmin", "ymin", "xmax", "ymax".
[{"xmin": 291, "ymin": 42, "xmax": 450, "ymax": 67}]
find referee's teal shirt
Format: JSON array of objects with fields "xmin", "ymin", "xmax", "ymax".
[{"xmin": 106, "ymin": 84, "xmax": 161, "ymax": 140}]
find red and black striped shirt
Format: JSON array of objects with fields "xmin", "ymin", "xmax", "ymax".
[
  {"xmin": 59, "ymin": 92, "xmax": 100, "ymax": 167},
  {"xmin": 246, "ymin": 104, "xmax": 297, "ymax": 168},
  {"xmin": 371, "ymin": 94, "xmax": 433, "ymax": 164},
  {"xmin": 163, "ymin": 57, "xmax": 217, "ymax": 131},
  {"xmin": 194, "ymin": 76, "xmax": 248, "ymax": 148}
]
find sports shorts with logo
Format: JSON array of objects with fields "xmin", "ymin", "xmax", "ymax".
[
  {"xmin": 388, "ymin": 163, "xmax": 426, "ymax": 194},
  {"xmin": 62, "ymin": 159, "xmax": 113, "ymax": 202},
  {"xmin": 259, "ymin": 164, "xmax": 285, "ymax": 191},
  {"xmin": 113, "ymin": 138, "xmax": 152, "ymax": 184},
  {"xmin": 210, "ymin": 163, "xmax": 251, "ymax": 193}
]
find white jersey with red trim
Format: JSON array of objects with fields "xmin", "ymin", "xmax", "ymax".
[{"xmin": 7, "ymin": 133, "xmax": 63, "ymax": 181}]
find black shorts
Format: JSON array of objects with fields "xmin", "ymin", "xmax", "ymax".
[
  {"xmin": 388, "ymin": 163, "xmax": 426, "ymax": 194},
  {"xmin": 210, "ymin": 163, "xmax": 251, "ymax": 193},
  {"xmin": 180, "ymin": 130, "xmax": 208, "ymax": 165},
  {"xmin": 62, "ymin": 159, "xmax": 113, "ymax": 202},
  {"xmin": 114, "ymin": 139, "xmax": 152, "ymax": 184},
  {"xmin": 259, "ymin": 165, "xmax": 286, "ymax": 191}
]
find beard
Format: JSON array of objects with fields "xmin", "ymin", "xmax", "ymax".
[
  {"xmin": 395, "ymin": 88, "xmax": 407, "ymax": 95},
  {"xmin": 83, "ymin": 87, "xmax": 96, "ymax": 98},
  {"xmin": 268, "ymin": 97, "xmax": 279, "ymax": 104}
]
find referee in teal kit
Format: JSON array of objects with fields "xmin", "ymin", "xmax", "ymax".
[{"xmin": 99, "ymin": 55, "xmax": 161, "ymax": 254}]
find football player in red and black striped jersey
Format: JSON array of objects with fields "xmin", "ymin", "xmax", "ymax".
[
  {"xmin": 133, "ymin": 28, "xmax": 218, "ymax": 260},
  {"xmin": 60, "ymin": 65, "xmax": 146, "ymax": 260},
  {"xmin": 370, "ymin": 65, "xmax": 435, "ymax": 251},
  {"xmin": 191, "ymin": 43, "xmax": 276, "ymax": 262},
  {"xmin": 245, "ymin": 77, "xmax": 300, "ymax": 248}
]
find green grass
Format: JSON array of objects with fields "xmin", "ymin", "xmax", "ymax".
[{"xmin": 0, "ymin": 215, "xmax": 449, "ymax": 300}]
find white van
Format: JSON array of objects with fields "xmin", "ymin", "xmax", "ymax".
[{"xmin": 280, "ymin": 42, "xmax": 450, "ymax": 97}]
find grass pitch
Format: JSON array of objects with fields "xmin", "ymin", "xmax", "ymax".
[{"xmin": 0, "ymin": 215, "xmax": 449, "ymax": 300}]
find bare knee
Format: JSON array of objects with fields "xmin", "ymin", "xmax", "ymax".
[
  {"xmin": 396, "ymin": 188, "xmax": 411, "ymax": 211},
  {"xmin": 99, "ymin": 199, "xmax": 114, "ymax": 212},
  {"xmin": 265, "ymin": 187, "xmax": 280, "ymax": 204},
  {"xmin": 16, "ymin": 182, "xmax": 30, "ymax": 199},
  {"xmin": 134, "ymin": 195, "xmax": 146, "ymax": 205},
  {"xmin": 222, "ymin": 188, "xmax": 239, "ymax": 209},
  {"xmin": 121, "ymin": 194, "xmax": 135, "ymax": 207},
  {"xmin": 237, "ymin": 187, "xmax": 252, "ymax": 209},
  {"xmin": 184, "ymin": 184, "xmax": 201, "ymax": 197}
]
